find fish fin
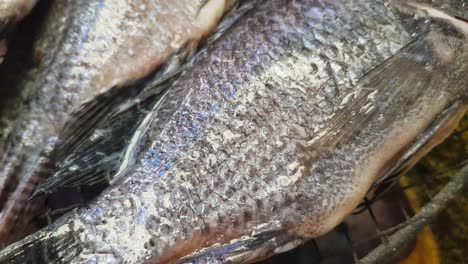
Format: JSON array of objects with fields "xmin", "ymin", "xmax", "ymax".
[
  {"xmin": 31, "ymin": 77, "xmax": 173, "ymax": 199},
  {"xmin": 54, "ymin": 84, "xmax": 142, "ymax": 160},
  {"xmin": 31, "ymin": 77, "xmax": 175, "ymax": 201},
  {"xmin": 33, "ymin": 1, "xmax": 257, "ymax": 200},
  {"xmin": 54, "ymin": 37, "xmax": 189, "ymax": 161},
  {"xmin": 178, "ymin": 230, "xmax": 301, "ymax": 264},
  {"xmin": 0, "ymin": 216, "xmax": 82, "ymax": 264},
  {"xmin": 26, "ymin": 85, "xmax": 143, "ymax": 201},
  {"xmin": 304, "ymin": 31, "xmax": 459, "ymax": 160},
  {"xmin": 33, "ymin": 26, "xmax": 197, "ymax": 199}
]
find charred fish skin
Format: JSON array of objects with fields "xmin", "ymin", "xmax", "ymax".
[
  {"xmin": 2, "ymin": 0, "xmax": 468, "ymax": 263},
  {"xmin": 0, "ymin": 0, "xmax": 236, "ymax": 248}
]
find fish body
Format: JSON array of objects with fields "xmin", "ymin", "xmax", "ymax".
[
  {"xmin": 1, "ymin": 0, "xmax": 468, "ymax": 263},
  {"xmin": 0, "ymin": 0, "xmax": 235, "ymax": 247},
  {"xmin": 32, "ymin": 0, "xmax": 258, "ymax": 208}
]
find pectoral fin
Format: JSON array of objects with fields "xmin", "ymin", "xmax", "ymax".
[
  {"xmin": 31, "ymin": 75, "xmax": 174, "ymax": 199},
  {"xmin": 32, "ymin": 1, "xmax": 259, "ymax": 200},
  {"xmin": 306, "ymin": 34, "xmax": 439, "ymax": 157}
]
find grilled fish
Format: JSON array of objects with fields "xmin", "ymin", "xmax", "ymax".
[
  {"xmin": 1, "ymin": 0, "xmax": 468, "ymax": 263},
  {"xmin": 0, "ymin": 0, "xmax": 237, "ymax": 247},
  {"xmin": 0, "ymin": 0, "xmax": 37, "ymax": 63},
  {"xmin": 31, "ymin": 1, "xmax": 258, "ymax": 210}
]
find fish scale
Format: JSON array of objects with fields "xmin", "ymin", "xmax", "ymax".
[
  {"xmin": 1, "ymin": 0, "xmax": 468, "ymax": 263},
  {"xmin": 0, "ymin": 0, "xmax": 238, "ymax": 248}
]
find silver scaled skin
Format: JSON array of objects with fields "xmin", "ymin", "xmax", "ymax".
[
  {"xmin": 0, "ymin": 0, "xmax": 234, "ymax": 248},
  {"xmin": 1, "ymin": 0, "xmax": 468, "ymax": 263}
]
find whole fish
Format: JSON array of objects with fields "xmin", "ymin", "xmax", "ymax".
[
  {"xmin": 0, "ymin": 0, "xmax": 37, "ymax": 63},
  {"xmin": 2, "ymin": 0, "xmax": 468, "ymax": 263},
  {"xmin": 0, "ymin": 0, "xmax": 236, "ymax": 247}
]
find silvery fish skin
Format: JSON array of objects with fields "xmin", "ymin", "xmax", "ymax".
[
  {"xmin": 0, "ymin": 0, "xmax": 37, "ymax": 63},
  {"xmin": 31, "ymin": 1, "xmax": 257, "ymax": 207},
  {"xmin": 2, "ymin": 0, "xmax": 468, "ymax": 263},
  {"xmin": 0, "ymin": 0, "xmax": 235, "ymax": 247}
]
